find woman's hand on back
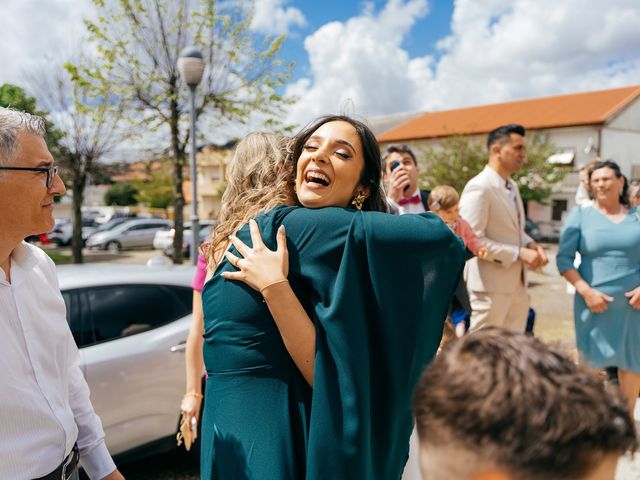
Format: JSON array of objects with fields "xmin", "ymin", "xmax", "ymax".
[{"xmin": 221, "ymin": 219, "xmax": 289, "ymax": 293}]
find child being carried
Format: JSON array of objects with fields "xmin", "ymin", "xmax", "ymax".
[{"xmin": 429, "ymin": 185, "xmax": 487, "ymax": 338}]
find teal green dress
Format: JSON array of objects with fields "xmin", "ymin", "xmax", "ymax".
[
  {"xmin": 557, "ymin": 206, "xmax": 640, "ymax": 371},
  {"xmin": 201, "ymin": 205, "xmax": 465, "ymax": 479}
]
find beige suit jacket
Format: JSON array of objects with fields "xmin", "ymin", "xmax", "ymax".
[{"xmin": 459, "ymin": 166, "xmax": 532, "ymax": 294}]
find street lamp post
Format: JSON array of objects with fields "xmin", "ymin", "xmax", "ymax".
[{"xmin": 177, "ymin": 47, "xmax": 205, "ymax": 265}]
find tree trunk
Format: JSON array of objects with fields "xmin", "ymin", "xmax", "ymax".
[
  {"xmin": 71, "ymin": 177, "xmax": 86, "ymax": 264},
  {"xmin": 172, "ymin": 155, "xmax": 185, "ymax": 264},
  {"xmin": 170, "ymin": 91, "xmax": 185, "ymax": 265}
]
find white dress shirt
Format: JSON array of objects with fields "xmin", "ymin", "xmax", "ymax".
[
  {"xmin": 0, "ymin": 242, "xmax": 116, "ymax": 479},
  {"xmin": 485, "ymin": 168, "xmax": 523, "ymax": 263},
  {"xmin": 387, "ymin": 188, "xmax": 426, "ymax": 215}
]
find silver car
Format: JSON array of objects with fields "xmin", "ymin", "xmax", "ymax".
[
  {"xmin": 86, "ymin": 219, "xmax": 172, "ymax": 252},
  {"xmin": 153, "ymin": 219, "xmax": 216, "ymax": 252},
  {"xmin": 57, "ymin": 264, "xmax": 198, "ymax": 460}
]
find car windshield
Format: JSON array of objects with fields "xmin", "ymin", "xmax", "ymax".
[{"xmin": 94, "ymin": 218, "xmax": 130, "ymax": 232}]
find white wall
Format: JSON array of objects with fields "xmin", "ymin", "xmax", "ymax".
[
  {"xmin": 601, "ymin": 129, "xmax": 640, "ymax": 178},
  {"xmin": 608, "ymin": 97, "xmax": 640, "ymax": 131}
]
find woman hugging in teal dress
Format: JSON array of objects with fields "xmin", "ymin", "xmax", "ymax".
[{"xmin": 200, "ymin": 115, "xmax": 465, "ymax": 479}]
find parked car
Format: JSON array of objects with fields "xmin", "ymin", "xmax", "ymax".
[
  {"xmin": 57, "ymin": 264, "xmax": 198, "ymax": 461},
  {"xmin": 153, "ymin": 220, "xmax": 216, "ymax": 252},
  {"xmin": 525, "ymin": 218, "xmax": 542, "ymax": 242},
  {"xmin": 49, "ymin": 217, "xmax": 101, "ymax": 246},
  {"xmin": 86, "ymin": 215, "xmax": 140, "ymax": 242},
  {"xmin": 86, "ymin": 219, "xmax": 172, "ymax": 252},
  {"xmin": 163, "ymin": 224, "xmax": 215, "ymax": 258}
]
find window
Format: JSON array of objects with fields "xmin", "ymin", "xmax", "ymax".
[
  {"xmin": 82, "ymin": 285, "xmax": 192, "ymax": 345},
  {"xmin": 62, "ymin": 289, "xmax": 96, "ymax": 348},
  {"xmin": 150, "ymin": 223, "xmax": 170, "ymax": 230},
  {"xmin": 552, "ymin": 199, "xmax": 568, "ymax": 221}
]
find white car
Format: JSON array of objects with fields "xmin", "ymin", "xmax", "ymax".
[
  {"xmin": 86, "ymin": 219, "xmax": 172, "ymax": 251},
  {"xmin": 153, "ymin": 220, "xmax": 216, "ymax": 251},
  {"xmin": 57, "ymin": 264, "xmax": 199, "ymax": 461}
]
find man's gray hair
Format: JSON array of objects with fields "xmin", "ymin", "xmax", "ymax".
[{"xmin": 0, "ymin": 107, "xmax": 46, "ymax": 167}]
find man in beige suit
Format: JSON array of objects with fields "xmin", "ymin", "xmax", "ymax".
[{"xmin": 459, "ymin": 124, "xmax": 548, "ymax": 332}]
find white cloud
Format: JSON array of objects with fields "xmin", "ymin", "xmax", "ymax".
[
  {"xmin": 423, "ymin": 0, "xmax": 640, "ymax": 110},
  {"xmin": 287, "ymin": 0, "xmax": 640, "ymax": 128},
  {"xmin": 0, "ymin": 0, "xmax": 94, "ymax": 89},
  {"xmin": 285, "ymin": 0, "xmax": 431, "ymax": 127},
  {"xmin": 251, "ymin": 0, "xmax": 307, "ymax": 35}
]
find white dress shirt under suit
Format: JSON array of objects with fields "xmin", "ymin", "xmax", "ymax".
[
  {"xmin": 0, "ymin": 242, "xmax": 116, "ymax": 479},
  {"xmin": 387, "ymin": 188, "xmax": 427, "ymax": 215}
]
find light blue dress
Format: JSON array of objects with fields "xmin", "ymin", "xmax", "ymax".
[{"xmin": 557, "ymin": 206, "xmax": 640, "ymax": 371}]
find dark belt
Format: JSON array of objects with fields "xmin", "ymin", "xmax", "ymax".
[{"xmin": 34, "ymin": 443, "xmax": 79, "ymax": 480}]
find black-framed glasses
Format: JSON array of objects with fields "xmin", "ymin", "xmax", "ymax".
[{"xmin": 0, "ymin": 165, "xmax": 58, "ymax": 188}]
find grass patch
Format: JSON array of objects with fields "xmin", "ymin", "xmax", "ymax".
[{"xmin": 46, "ymin": 250, "xmax": 72, "ymax": 265}]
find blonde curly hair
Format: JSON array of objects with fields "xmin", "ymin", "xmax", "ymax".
[{"xmin": 205, "ymin": 132, "xmax": 293, "ymax": 268}]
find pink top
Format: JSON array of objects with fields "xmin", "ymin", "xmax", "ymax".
[
  {"xmin": 453, "ymin": 217, "xmax": 483, "ymax": 256},
  {"xmin": 192, "ymin": 253, "xmax": 208, "ymax": 292}
]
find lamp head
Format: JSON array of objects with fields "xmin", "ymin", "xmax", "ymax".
[{"xmin": 178, "ymin": 47, "xmax": 205, "ymax": 87}]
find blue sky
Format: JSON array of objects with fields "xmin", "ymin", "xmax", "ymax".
[
  {"xmin": 279, "ymin": 0, "xmax": 454, "ymax": 83},
  {"xmin": 2, "ymin": 0, "xmax": 639, "ymax": 139}
]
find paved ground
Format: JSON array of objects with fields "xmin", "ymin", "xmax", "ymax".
[{"xmin": 55, "ymin": 245, "xmax": 639, "ymax": 479}]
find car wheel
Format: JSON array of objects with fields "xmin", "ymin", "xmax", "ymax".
[{"xmin": 106, "ymin": 241, "xmax": 121, "ymax": 253}]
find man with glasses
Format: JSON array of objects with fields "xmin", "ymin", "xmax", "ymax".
[{"xmin": 0, "ymin": 107, "xmax": 124, "ymax": 480}]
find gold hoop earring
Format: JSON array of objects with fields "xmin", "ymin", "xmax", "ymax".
[{"xmin": 351, "ymin": 190, "xmax": 367, "ymax": 210}]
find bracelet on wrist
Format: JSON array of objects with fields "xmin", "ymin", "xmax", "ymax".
[
  {"xmin": 183, "ymin": 392, "xmax": 203, "ymax": 399},
  {"xmin": 260, "ymin": 279, "xmax": 289, "ymax": 295}
]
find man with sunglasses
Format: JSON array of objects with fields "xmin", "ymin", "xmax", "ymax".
[{"xmin": 0, "ymin": 107, "xmax": 124, "ymax": 480}]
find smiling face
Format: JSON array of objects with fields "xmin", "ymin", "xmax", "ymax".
[
  {"xmin": 295, "ymin": 120, "xmax": 368, "ymax": 209},
  {"xmin": 0, "ymin": 133, "xmax": 65, "ymax": 241},
  {"xmin": 590, "ymin": 166, "xmax": 623, "ymax": 206}
]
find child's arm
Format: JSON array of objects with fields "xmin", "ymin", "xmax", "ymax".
[{"xmin": 457, "ymin": 217, "xmax": 488, "ymax": 258}]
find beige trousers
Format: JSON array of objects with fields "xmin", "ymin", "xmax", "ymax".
[{"xmin": 469, "ymin": 287, "xmax": 529, "ymax": 333}]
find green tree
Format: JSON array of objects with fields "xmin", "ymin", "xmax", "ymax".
[
  {"xmin": 135, "ymin": 174, "xmax": 173, "ymax": 209},
  {"xmin": 26, "ymin": 60, "xmax": 126, "ymax": 263},
  {"xmin": 419, "ymin": 134, "xmax": 566, "ymax": 207},
  {"xmin": 105, "ymin": 183, "xmax": 139, "ymax": 206},
  {"xmin": 0, "ymin": 84, "xmax": 67, "ymax": 164},
  {"xmin": 76, "ymin": 0, "xmax": 293, "ymax": 263}
]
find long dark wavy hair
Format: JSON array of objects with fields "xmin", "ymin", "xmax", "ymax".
[
  {"xmin": 588, "ymin": 160, "xmax": 630, "ymax": 207},
  {"xmin": 290, "ymin": 114, "xmax": 388, "ymax": 213}
]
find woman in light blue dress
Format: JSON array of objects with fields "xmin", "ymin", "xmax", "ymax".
[{"xmin": 557, "ymin": 160, "xmax": 640, "ymax": 418}]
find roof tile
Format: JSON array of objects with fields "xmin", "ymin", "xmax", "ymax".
[{"xmin": 378, "ymin": 85, "xmax": 640, "ymax": 142}]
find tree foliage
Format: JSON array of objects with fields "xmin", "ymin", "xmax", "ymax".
[
  {"xmin": 105, "ymin": 182, "xmax": 139, "ymax": 206},
  {"xmin": 77, "ymin": 0, "xmax": 294, "ymax": 263},
  {"xmin": 0, "ymin": 84, "xmax": 66, "ymax": 161},
  {"xmin": 135, "ymin": 174, "xmax": 173, "ymax": 209},
  {"xmin": 418, "ymin": 134, "xmax": 566, "ymax": 206},
  {"xmin": 25, "ymin": 58, "xmax": 126, "ymax": 263}
]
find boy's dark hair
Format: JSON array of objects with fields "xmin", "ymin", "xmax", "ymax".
[
  {"xmin": 381, "ymin": 143, "xmax": 417, "ymax": 169},
  {"xmin": 487, "ymin": 124, "xmax": 526, "ymax": 151},
  {"xmin": 413, "ymin": 328, "xmax": 637, "ymax": 480}
]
